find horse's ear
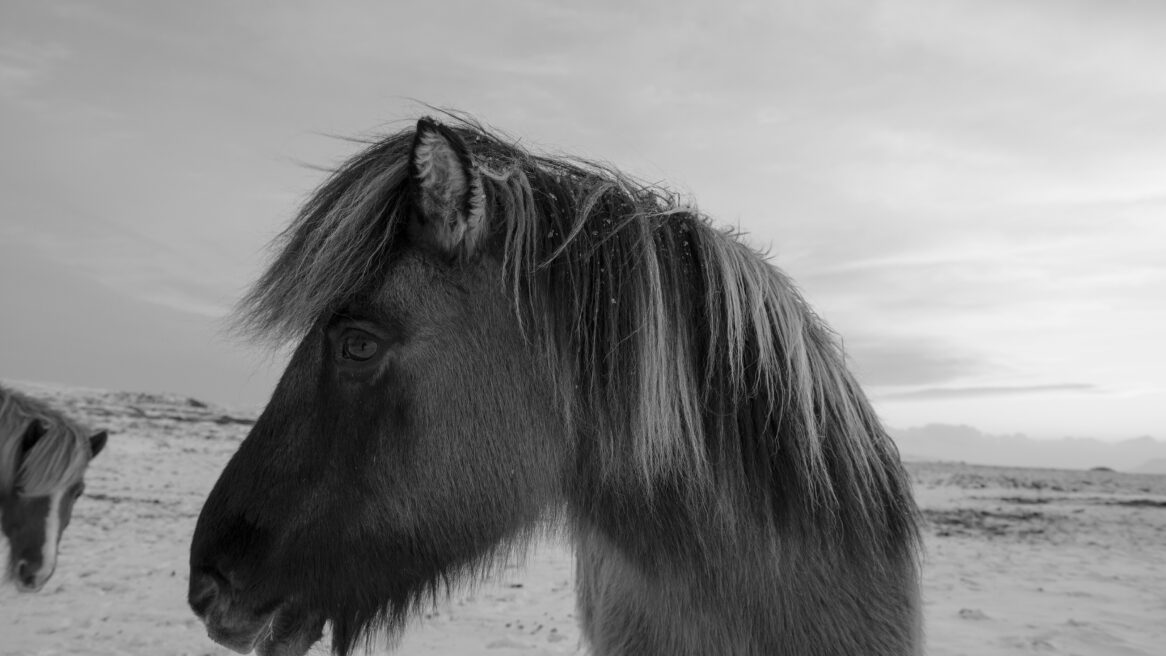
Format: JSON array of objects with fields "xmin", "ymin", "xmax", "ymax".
[
  {"xmin": 408, "ymin": 117, "xmax": 486, "ymax": 257},
  {"xmin": 89, "ymin": 431, "xmax": 108, "ymax": 459},
  {"xmin": 20, "ymin": 420, "xmax": 47, "ymax": 455}
]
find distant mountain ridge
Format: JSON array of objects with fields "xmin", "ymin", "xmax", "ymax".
[{"xmin": 891, "ymin": 423, "xmax": 1166, "ymax": 473}]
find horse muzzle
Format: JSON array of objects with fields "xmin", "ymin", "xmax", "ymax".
[
  {"xmin": 189, "ymin": 568, "xmax": 324, "ymax": 656},
  {"xmin": 14, "ymin": 558, "xmax": 54, "ymax": 592}
]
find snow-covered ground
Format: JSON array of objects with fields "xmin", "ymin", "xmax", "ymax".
[{"xmin": 3, "ymin": 381, "xmax": 1164, "ymax": 655}]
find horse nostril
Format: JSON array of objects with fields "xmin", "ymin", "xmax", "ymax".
[
  {"xmin": 16, "ymin": 560, "xmax": 38, "ymax": 589},
  {"xmin": 188, "ymin": 570, "xmax": 220, "ymax": 614},
  {"xmin": 189, "ymin": 563, "xmax": 240, "ymax": 616}
]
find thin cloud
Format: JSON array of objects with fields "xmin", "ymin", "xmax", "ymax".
[
  {"xmin": 0, "ymin": 41, "xmax": 70, "ymax": 98},
  {"xmin": 2, "ymin": 203, "xmax": 242, "ymax": 319},
  {"xmin": 879, "ymin": 383, "xmax": 1098, "ymax": 401},
  {"xmin": 841, "ymin": 334, "xmax": 988, "ymax": 387},
  {"xmin": 871, "ymin": 0, "xmax": 1166, "ymax": 94}
]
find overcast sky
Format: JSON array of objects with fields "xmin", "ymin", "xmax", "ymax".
[{"xmin": 2, "ymin": 1, "xmax": 1163, "ymax": 440}]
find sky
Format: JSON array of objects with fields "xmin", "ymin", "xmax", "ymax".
[{"xmin": 1, "ymin": 0, "xmax": 1163, "ymax": 440}]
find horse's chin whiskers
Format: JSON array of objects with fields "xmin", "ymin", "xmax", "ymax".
[{"xmin": 256, "ymin": 610, "xmax": 277, "ymax": 647}]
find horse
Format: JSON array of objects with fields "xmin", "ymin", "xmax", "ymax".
[
  {"xmin": 0, "ymin": 383, "xmax": 107, "ymax": 592},
  {"xmin": 189, "ymin": 115, "xmax": 922, "ymax": 656}
]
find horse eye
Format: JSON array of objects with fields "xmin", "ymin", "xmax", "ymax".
[
  {"xmin": 73, "ymin": 484, "xmax": 86, "ymax": 499},
  {"xmin": 340, "ymin": 334, "xmax": 379, "ymax": 362}
]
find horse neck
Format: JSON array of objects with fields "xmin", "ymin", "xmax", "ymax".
[{"xmin": 570, "ymin": 492, "xmax": 921, "ymax": 656}]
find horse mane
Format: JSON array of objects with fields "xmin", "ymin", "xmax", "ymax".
[
  {"xmin": 0, "ymin": 384, "xmax": 94, "ymax": 497},
  {"xmin": 236, "ymin": 115, "xmax": 919, "ymax": 555}
]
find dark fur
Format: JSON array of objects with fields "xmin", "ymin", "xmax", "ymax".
[{"xmin": 190, "ymin": 114, "xmax": 922, "ymax": 655}]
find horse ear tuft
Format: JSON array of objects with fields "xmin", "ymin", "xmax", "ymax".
[
  {"xmin": 89, "ymin": 431, "xmax": 108, "ymax": 459},
  {"xmin": 408, "ymin": 117, "xmax": 486, "ymax": 257}
]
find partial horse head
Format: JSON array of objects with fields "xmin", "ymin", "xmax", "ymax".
[
  {"xmin": 0, "ymin": 385, "xmax": 107, "ymax": 592},
  {"xmin": 190, "ymin": 116, "xmax": 921, "ymax": 656}
]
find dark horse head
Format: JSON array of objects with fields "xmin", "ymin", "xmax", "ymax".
[
  {"xmin": 1, "ymin": 384, "xmax": 107, "ymax": 592},
  {"xmin": 190, "ymin": 116, "xmax": 922, "ymax": 656}
]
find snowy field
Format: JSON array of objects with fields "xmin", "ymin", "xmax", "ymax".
[{"xmin": 3, "ymin": 381, "xmax": 1164, "ymax": 655}]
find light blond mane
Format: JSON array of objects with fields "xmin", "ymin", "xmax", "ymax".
[{"xmin": 0, "ymin": 385, "xmax": 93, "ymax": 497}]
